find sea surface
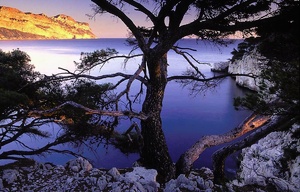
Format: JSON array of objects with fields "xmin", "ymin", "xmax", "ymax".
[{"xmin": 0, "ymin": 38, "xmax": 251, "ymax": 173}]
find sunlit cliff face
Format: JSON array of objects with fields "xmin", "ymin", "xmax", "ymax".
[{"xmin": 0, "ymin": 6, "xmax": 95, "ymax": 40}]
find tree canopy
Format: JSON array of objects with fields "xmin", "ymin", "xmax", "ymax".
[
  {"xmin": 0, "ymin": 49, "xmax": 116, "ymax": 160},
  {"xmin": 234, "ymin": 0, "xmax": 299, "ymax": 116}
]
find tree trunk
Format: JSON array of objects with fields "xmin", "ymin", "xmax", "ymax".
[
  {"xmin": 212, "ymin": 114, "xmax": 297, "ymax": 183},
  {"xmin": 140, "ymin": 53, "xmax": 176, "ymax": 182}
]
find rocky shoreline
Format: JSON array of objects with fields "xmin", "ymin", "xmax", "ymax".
[
  {"xmin": 1, "ymin": 123, "xmax": 299, "ymax": 191},
  {"xmin": 0, "ymin": 157, "xmax": 216, "ymax": 192}
]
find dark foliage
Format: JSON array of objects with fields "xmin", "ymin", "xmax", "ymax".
[
  {"xmin": 0, "ymin": 49, "xmax": 116, "ymax": 160},
  {"xmin": 0, "ymin": 49, "xmax": 40, "ymax": 115},
  {"xmin": 234, "ymin": 1, "xmax": 299, "ymax": 116}
]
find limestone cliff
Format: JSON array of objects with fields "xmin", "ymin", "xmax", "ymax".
[
  {"xmin": 227, "ymin": 49, "xmax": 265, "ymax": 91},
  {"xmin": 211, "ymin": 49, "xmax": 265, "ymax": 91},
  {"xmin": 0, "ymin": 6, "xmax": 95, "ymax": 40}
]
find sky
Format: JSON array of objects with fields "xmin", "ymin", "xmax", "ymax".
[
  {"xmin": 0, "ymin": 0, "xmax": 246, "ymax": 39},
  {"xmin": 0, "ymin": 0, "xmax": 133, "ymax": 38}
]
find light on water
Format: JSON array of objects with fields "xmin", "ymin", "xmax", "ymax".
[{"xmin": 0, "ymin": 39, "xmax": 250, "ymax": 172}]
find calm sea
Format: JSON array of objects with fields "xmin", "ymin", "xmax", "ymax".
[{"xmin": 0, "ymin": 38, "xmax": 251, "ymax": 172}]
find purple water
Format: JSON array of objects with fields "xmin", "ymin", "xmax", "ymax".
[{"xmin": 0, "ymin": 39, "xmax": 251, "ymax": 173}]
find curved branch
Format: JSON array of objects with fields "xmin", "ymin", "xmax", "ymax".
[
  {"xmin": 53, "ymin": 70, "xmax": 148, "ymax": 85},
  {"xmin": 170, "ymin": 0, "xmax": 194, "ymax": 30},
  {"xmin": 172, "ymin": 46, "xmax": 208, "ymax": 78},
  {"xmin": 123, "ymin": 0, "xmax": 156, "ymax": 23},
  {"xmin": 176, "ymin": 112, "xmax": 271, "ymax": 175},
  {"xmin": 0, "ymin": 134, "xmax": 81, "ymax": 160},
  {"xmin": 29, "ymin": 101, "xmax": 148, "ymax": 120},
  {"xmin": 116, "ymin": 56, "xmax": 147, "ymax": 101},
  {"xmin": 91, "ymin": 0, "xmax": 148, "ymax": 52},
  {"xmin": 75, "ymin": 53, "xmax": 144, "ymax": 74},
  {"xmin": 212, "ymin": 114, "xmax": 298, "ymax": 183},
  {"xmin": 0, "ymin": 118, "xmax": 53, "ymax": 147}
]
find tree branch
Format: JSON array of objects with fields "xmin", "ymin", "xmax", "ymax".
[
  {"xmin": 172, "ymin": 46, "xmax": 208, "ymax": 79},
  {"xmin": 0, "ymin": 134, "xmax": 81, "ymax": 160},
  {"xmin": 29, "ymin": 101, "xmax": 148, "ymax": 120},
  {"xmin": 115, "ymin": 56, "xmax": 147, "ymax": 101},
  {"xmin": 53, "ymin": 70, "xmax": 148, "ymax": 85},
  {"xmin": 176, "ymin": 112, "xmax": 271, "ymax": 175},
  {"xmin": 91, "ymin": 0, "xmax": 148, "ymax": 52},
  {"xmin": 168, "ymin": 73, "xmax": 257, "ymax": 82},
  {"xmin": 212, "ymin": 0, "xmax": 257, "ymax": 22},
  {"xmin": 123, "ymin": 0, "xmax": 156, "ymax": 23},
  {"xmin": 75, "ymin": 53, "xmax": 143, "ymax": 74},
  {"xmin": 212, "ymin": 114, "xmax": 298, "ymax": 183},
  {"xmin": 170, "ymin": 0, "xmax": 194, "ymax": 30}
]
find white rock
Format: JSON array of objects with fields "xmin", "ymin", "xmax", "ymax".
[
  {"xmin": 290, "ymin": 161, "xmax": 300, "ymax": 190},
  {"xmin": 125, "ymin": 167, "xmax": 157, "ymax": 183},
  {"xmin": 196, "ymin": 177, "xmax": 204, "ymax": 187},
  {"xmin": 66, "ymin": 157, "xmax": 93, "ymax": 172},
  {"xmin": 108, "ymin": 167, "xmax": 121, "ymax": 181},
  {"xmin": 233, "ymin": 124, "xmax": 300, "ymax": 191},
  {"xmin": 2, "ymin": 169, "xmax": 19, "ymax": 184},
  {"xmin": 109, "ymin": 182, "xmax": 122, "ymax": 192},
  {"xmin": 97, "ymin": 178, "xmax": 108, "ymax": 190},
  {"xmin": 205, "ymin": 180, "xmax": 214, "ymax": 189},
  {"xmin": 164, "ymin": 174, "xmax": 200, "ymax": 192},
  {"xmin": 44, "ymin": 163, "xmax": 54, "ymax": 170},
  {"xmin": 228, "ymin": 49, "xmax": 265, "ymax": 91},
  {"xmin": 211, "ymin": 61, "xmax": 229, "ymax": 71},
  {"xmin": 70, "ymin": 166, "xmax": 79, "ymax": 172},
  {"xmin": 176, "ymin": 174, "xmax": 190, "ymax": 185},
  {"xmin": 132, "ymin": 181, "xmax": 146, "ymax": 192},
  {"xmin": 0, "ymin": 179, "xmax": 3, "ymax": 189},
  {"xmin": 54, "ymin": 165, "xmax": 65, "ymax": 173}
]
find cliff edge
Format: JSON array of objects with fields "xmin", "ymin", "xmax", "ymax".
[
  {"xmin": 211, "ymin": 49, "xmax": 265, "ymax": 91},
  {"xmin": 0, "ymin": 6, "xmax": 95, "ymax": 40}
]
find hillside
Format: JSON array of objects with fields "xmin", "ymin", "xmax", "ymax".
[{"xmin": 0, "ymin": 6, "xmax": 95, "ymax": 40}]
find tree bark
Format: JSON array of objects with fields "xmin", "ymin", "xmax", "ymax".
[
  {"xmin": 212, "ymin": 114, "xmax": 297, "ymax": 183},
  {"xmin": 140, "ymin": 53, "xmax": 176, "ymax": 182}
]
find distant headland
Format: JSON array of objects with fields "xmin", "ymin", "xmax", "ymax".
[{"xmin": 0, "ymin": 6, "xmax": 95, "ymax": 40}]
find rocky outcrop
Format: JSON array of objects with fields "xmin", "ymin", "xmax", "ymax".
[
  {"xmin": 212, "ymin": 49, "xmax": 265, "ymax": 91},
  {"xmin": 211, "ymin": 61, "xmax": 230, "ymax": 72},
  {"xmin": 228, "ymin": 49, "xmax": 265, "ymax": 91},
  {"xmin": 0, "ymin": 6, "xmax": 95, "ymax": 40},
  {"xmin": 230, "ymin": 123, "xmax": 300, "ymax": 192}
]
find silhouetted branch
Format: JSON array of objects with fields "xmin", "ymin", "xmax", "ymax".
[
  {"xmin": 75, "ymin": 53, "xmax": 144, "ymax": 74},
  {"xmin": 168, "ymin": 73, "xmax": 257, "ymax": 82},
  {"xmin": 115, "ymin": 57, "xmax": 147, "ymax": 102},
  {"xmin": 123, "ymin": 0, "xmax": 156, "ymax": 23},
  {"xmin": 172, "ymin": 46, "xmax": 208, "ymax": 79},
  {"xmin": 0, "ymin": 134, "xmax": 81, "ymax": 160},
  {"xmin": 29, "ymin": 101, "xmax": 148, "ymax": 120}
]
